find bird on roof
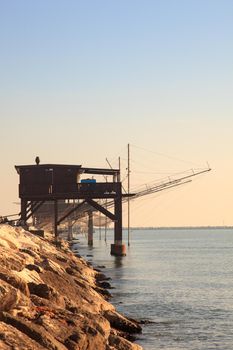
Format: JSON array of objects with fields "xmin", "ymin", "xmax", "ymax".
[{"xmin": 35, "ymin": 156, "xmax": 40, "ymax": 165}]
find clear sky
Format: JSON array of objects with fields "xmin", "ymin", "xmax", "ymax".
[{"xmin": 1, "ymin": 0, "xmax": 233, "ymax": 227}]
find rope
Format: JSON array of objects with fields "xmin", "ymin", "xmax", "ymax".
[{"xmin": 131, "ymin": 143, "xmax": 201, "ymax": 166}]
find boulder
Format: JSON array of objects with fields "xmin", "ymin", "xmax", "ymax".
[{"xmin": 0, "ymin": 225, "xmax": 143, "ymax": 350}]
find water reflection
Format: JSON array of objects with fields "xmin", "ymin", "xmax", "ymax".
[{"xmin": 113, "ymin": 256, "xmax": 124, "ymax": 268}]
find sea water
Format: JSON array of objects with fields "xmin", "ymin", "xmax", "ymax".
[{"xmin": 73, "ymin": 228, "xmax": 233, "ymax": 350}]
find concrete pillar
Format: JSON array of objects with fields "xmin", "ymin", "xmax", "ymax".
[
  {"xmin": 111, "ymin": 184, "xmax": 126, "ymax": 256},
  {"xmin": 67, "ymin": 220, "xmax": 73, "ymax": 241},
  {"xmin": 88, "ymin": 211, "xmax": 93, "ymax": 246}
]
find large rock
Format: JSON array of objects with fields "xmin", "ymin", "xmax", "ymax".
[
  {"xmin": 0, "ymin": 321, "xmax": 45, "ymax": 350},
  {"xmin": 0, "ymin": 312, "xmax": 67, "ymax": 350},
  {"xmin": 103, "ymin": 310, "xmax": 142, "ymax": 334},
  {"xmin": 0, "ymin": 224, "xmax": 143, "ymax": 349}
]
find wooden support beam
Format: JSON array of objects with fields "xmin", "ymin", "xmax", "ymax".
[
  {"xmin": 57, "ymin": 201, "xmax": 86, "ymax": 225},
  {"xmin": 54, "ymin": 200, "xmax": 58, "ymax": 237},
  {"xmin": 20, "ymin": 199, "xmax": 27, "ymax": 223},
  {"xmin": 85, "ymin": 199, "xmax": 116, "ymax": 221},
  {"xmin": 26, "ymin": 201, "xmax": 45, "ymax": 221}
]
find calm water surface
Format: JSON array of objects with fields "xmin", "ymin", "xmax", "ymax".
[{"xmin": 73, "ymin": 229, "xmax": 233, "ymax": 350}]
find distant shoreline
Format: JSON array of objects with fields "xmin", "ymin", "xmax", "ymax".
[
  {"xmin": 124, "ymin": 226, "xmax": 233, "ymax": 230},
  {"xmin": 100, "ymin": 226, "xmax": 233, "ymax": 231}
]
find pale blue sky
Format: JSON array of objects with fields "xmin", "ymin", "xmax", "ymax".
[{"xmin": 1, "ymin": 1, "xmax": 233, "ymax": 226}]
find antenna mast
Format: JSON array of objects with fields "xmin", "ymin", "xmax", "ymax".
[{"xmin": 127, "ymin": 143, "xmax": 130, "ymax": 246}]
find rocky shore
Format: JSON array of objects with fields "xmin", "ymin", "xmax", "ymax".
[{"xmin": 0, "ymin": 224, "xmax": 143, "ymax": 350}]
